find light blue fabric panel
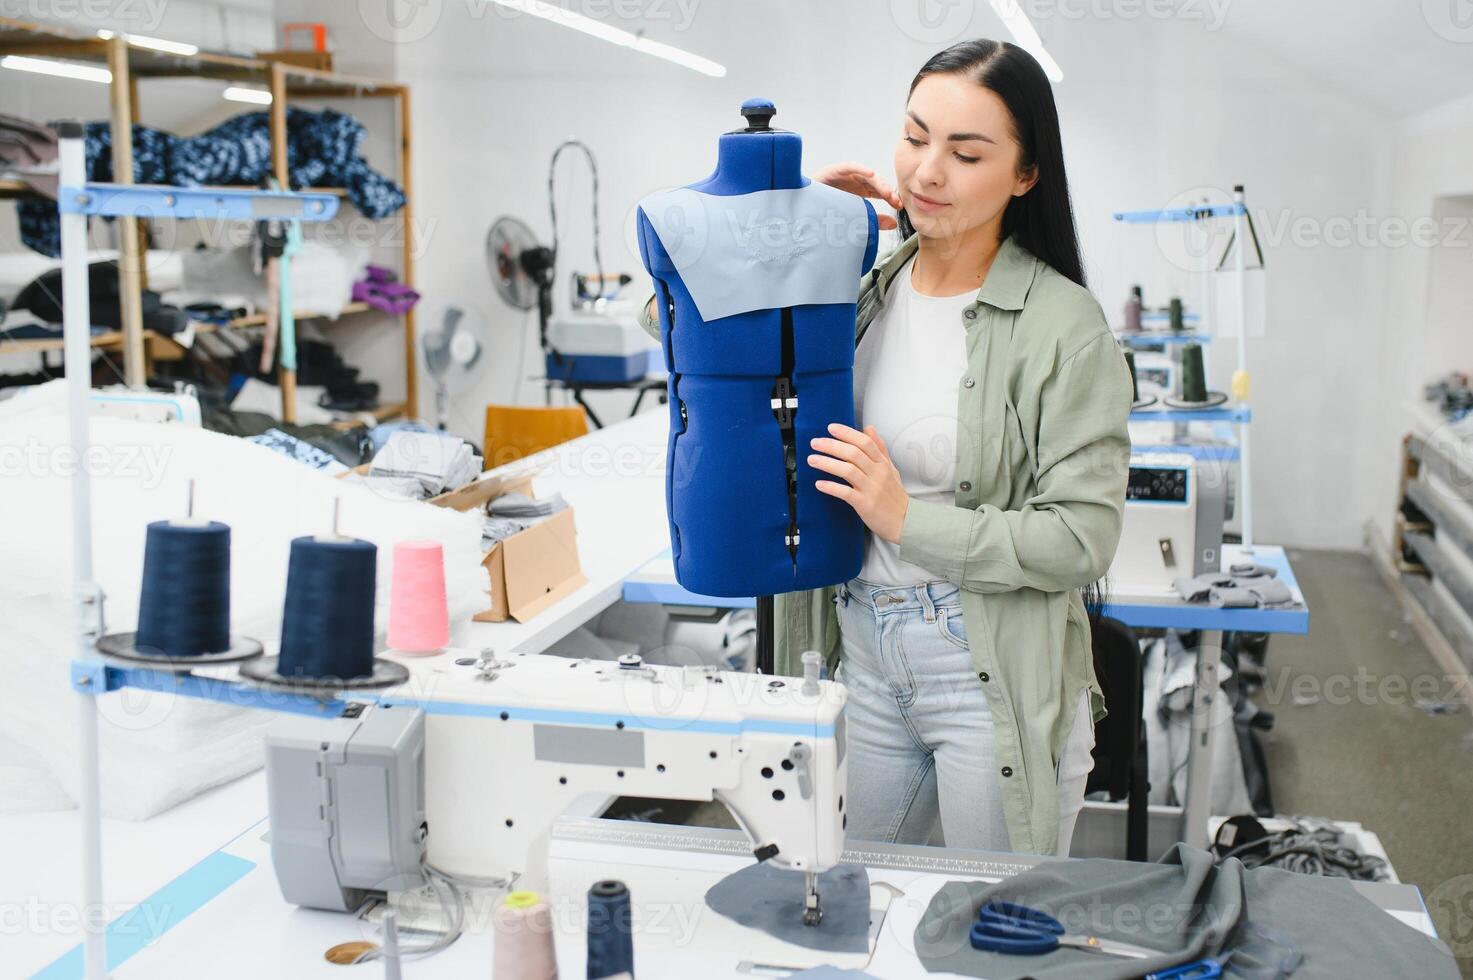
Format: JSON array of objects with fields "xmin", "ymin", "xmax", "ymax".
[{"xmin": 639, "ymin": 183, "xmax": 871, "ymax": 322}]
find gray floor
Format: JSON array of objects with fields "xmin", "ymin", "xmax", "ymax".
[{"xmin": 1257, "ymin": 549, "xmax": 1473, "ymax": 976}]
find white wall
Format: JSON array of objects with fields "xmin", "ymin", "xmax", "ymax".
[
  {"xmin": 0, "ymin": 2, "xmax": 1437, "ymax": 549},
  {"xmin": 1366, "ymin": 90, "xmax": 1473, "ymax": 548},
  {"xmin": 345, "ymin": 0, "xmax": 1395, "ymax": 548}
]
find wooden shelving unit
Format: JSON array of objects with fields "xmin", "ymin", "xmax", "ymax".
[{"xmin": 0, "ymin": 16, "xmax": 418, "ymax": 422}]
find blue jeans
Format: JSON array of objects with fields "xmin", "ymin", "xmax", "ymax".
[{"xmin": 834, "ymin": 578, "xmax": 1094, "ymax": 856}]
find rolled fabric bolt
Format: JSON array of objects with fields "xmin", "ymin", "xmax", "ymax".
[
  {"xmin": 586, "ymin": 879, "xmax": 634, "ymax": 979},
  {"xmin": 493, "ymin": 890, "xmax": 558, "ymax": 980},
  {"xmin": 1168, "ymin": 296, "xmax": 1184, "ymax": 332},
  {"xmin": 135, "ymin": 520, "xmax": 231, "ymax": 657},
  {"xmin": 1180, "ymin": 342, "xmax": 1208, "ymax": 403},
  {"xmin": 387, "ymin": 539, "xmax": 450, "ymax": 654}
]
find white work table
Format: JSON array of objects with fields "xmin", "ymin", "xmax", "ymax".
[
  {"xmin": 455, "ymin": 405, "xmax": 672, "ymax": 656},
  {"xmin": 9, "ymin": 777, "xmax": 1441, "ymax": 979}
]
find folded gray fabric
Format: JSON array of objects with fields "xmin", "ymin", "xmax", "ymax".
[
  {"xmin": 370, "ymin": 430, "xmax": 481, "ymax": 498},
  {"xmin": 1228, "ymin": 561, "xmax": 1278, "ymax": 579},
  {"xmin": 913, "ymin": 843, "xmax": 1458, "ymax": 979},
  {"xmin": 488, "ymin": 490, "xmax": 567, "ymax": 519},
  {"xmin": 1175, "ymin": 573, "xmax": 1234, "ymax": 602},
  {"xmin": 1210, "ymin": 587, "xmax": 1260, "ymax": 608},
  {"xmin": 1246, "ymin": 578, "xmax": 1294, "ymax": 606}
]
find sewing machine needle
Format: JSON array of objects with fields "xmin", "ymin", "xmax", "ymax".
[{"xmin": 803, "ymin": 871, "xmax": 822, "ymax": 927}]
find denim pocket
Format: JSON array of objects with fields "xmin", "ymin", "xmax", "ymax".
[{"xmin": 936, "ymin": 605, "xmax": 968, "ymax": 649}]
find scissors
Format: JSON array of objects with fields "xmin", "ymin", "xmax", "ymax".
[
  {"xmin": 1145, "ymin": 960, "xmax": 1224, "ymax": 980},
  {"xmin": 969, "ymin": 900, "xmax": 1158, "ymax": 958}
]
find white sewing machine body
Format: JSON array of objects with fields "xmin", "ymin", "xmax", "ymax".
[
  {"xmin": 1110, "ymin": 452, "xmax": 1225, "ymax": 596},
  {"xmin": 408, "ymin": 650, "xmax": 848, "ymax": 889}
]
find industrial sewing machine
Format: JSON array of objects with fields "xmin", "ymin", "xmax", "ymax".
[
  {"xmin": 1109, "ymin": 452, "xmax": 1228, "ymax": 595},
  {"xmin": 265, "ymin": 649, "xmax": 847, "ymax": 928}
]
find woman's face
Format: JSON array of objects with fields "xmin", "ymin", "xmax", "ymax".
[{"xmin": 895, "ymin": 72, "xmax": 1037, "ymax": 242}]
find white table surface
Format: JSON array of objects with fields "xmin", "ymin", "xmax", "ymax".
[
  {"xmin": 454, "ymin": 405, "xmax": 671, "ymax": 656},
  {"xmin": 8, "ymin": 771, "xmax": 1440, "ymax": 979}
]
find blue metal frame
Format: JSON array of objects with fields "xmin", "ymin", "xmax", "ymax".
[
  {"xmin": 1104, "ymin": 545, "xmax": 1308, "ymax": 634},
  {"xmin": 58, "ymin": 183, "xmax": 341, "ymax": 221},
  {"xmin": 1113, "ymin": 203, "xmax": 1247, "ymax": 223},
  {"xmin": 1117, "ymin": 333, "xmax": 1212, "ymax": 347},
  {"xmin": 69, "ymin": 660, "xmax": 836, "ymax": 737},
  {"xmin": 1132, "ymin": 442, "xmax": 1241, "ymax": 462},
  {"xmin": 1130, "ymin": 406, "xmax": 1252, "ymax": 424},
  {"xmin": 72, "ymin": 662, "xmax": 355, "ymax": 717}
]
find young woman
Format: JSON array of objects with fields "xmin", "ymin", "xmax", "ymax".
[
  {"xmin": 790, "ymin": 38, "xmax": 1131, "ymax": 857},
  {"xmin": 643, "ymin": 40, "xmax": 1131, "ymax": 856}
]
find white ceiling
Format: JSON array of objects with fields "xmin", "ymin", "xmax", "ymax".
[{"xmin": 1204, "ymin": 0, "xmax": 1473, "ymax": 116}]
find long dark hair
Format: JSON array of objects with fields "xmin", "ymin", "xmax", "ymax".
[
  {"xmin": 900, "ymin": 39, "xmax": 1107, "ymax": 620},
  {"xmin": 898, "ymin": 39, "xmax": 1086, "ymax": 289}
]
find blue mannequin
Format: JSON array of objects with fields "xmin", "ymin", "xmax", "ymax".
[{"xmin": 636, "ymin": 100, "xmax": 880, "ymax": 598}]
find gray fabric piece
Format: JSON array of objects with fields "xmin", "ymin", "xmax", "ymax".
[
  {"xmin": 488, "ymin": 490, "xmax": 567, "ymax": 518},
  {"xmin": 1142, "ymin": 635, "xmax": 1251, "ymax": 813},
  {"xmin": 1245, "ymin": 579, "xmax": 1294, "ymax": 606},
  {"xmin": 913, "ymin": 844, "xmax": 1457, "ymax": 979},
  {"xmin": 1228, "ymin": 561, "xmax": 1278, "ymax": 579},
  {"xmin": 638, "ymin": 183, "xmax": 870, "ymax": 321},
  {"xmin": 703, "ymin": 861, "xmax": 870, "ymax": 953},
  {"xmin": 1175, "ymin": 573, "xmax": 1234, "ymax": 602},
  {"xmin": 1209, "ymin": 587, "xmax": 1260, "ymax": 608}
]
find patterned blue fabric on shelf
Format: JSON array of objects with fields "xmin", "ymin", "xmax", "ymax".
[{"xmin": 20, "ymin": 108, "xmax": 406, "ymax": 256}]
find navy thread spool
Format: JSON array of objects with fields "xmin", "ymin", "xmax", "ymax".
[
  {"xmin": 277, "ymin": 535, "xmax": 377, "ymax": 680},
  {"xmin": 586, "ymin": 879, "xmax": 634, "ymax": 979},
  {"xmin": 135, "ymin": 520, "xmax": 231, "ymax": 657}
]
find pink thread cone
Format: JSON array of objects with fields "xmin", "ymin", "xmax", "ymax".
[{"xmin": 387, "ymin": 539, "xmax": 450, "ymax": 654}]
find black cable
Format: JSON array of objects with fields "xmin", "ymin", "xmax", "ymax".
[
  {"xmin": 547, "ymin": 140, "xmax": 606, "ymax": 302},
  {"xmin": 1216, "ymin": 817, "xmax": 1387, "ymax": 880}
]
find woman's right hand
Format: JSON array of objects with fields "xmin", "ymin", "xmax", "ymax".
[{"xmin": 814, "ymin": 162, "xmax": 902, "ymax": 230}]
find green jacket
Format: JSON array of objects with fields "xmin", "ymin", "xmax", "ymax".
[{"xmin": 640, "ymin": 233, "xmax": 1132, "ymax": 854}]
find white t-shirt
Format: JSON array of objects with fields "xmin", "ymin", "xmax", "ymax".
[{"xmin": 853, "ymin": 254, "xmax": 974, "ymax": 585}]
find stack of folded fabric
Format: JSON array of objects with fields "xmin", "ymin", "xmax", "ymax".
[
  {"xmin": 1174, "ymin": 561, "xmax": 1295, "ymax": 608},
  {"xmin": 248, "ymin": 428, "xmax": 349, "ymax": 475},
  {"xmin": 356, "ymin": 430, "xmax": 482, "ymax": 500},
  {"xmin": 481, "ymin": 491, "xmax": 568, "ymax": 548}
]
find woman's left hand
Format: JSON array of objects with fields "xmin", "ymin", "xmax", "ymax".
[{"xmin": 809, "ymin": 423, "xmax": 910, "ymax": 544}]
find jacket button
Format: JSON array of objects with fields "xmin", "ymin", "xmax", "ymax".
[
  {"xmin": 977, "ymin": 671, "xmax": 989, "ymax": 682},
  {"xmin": 1000, "ymin": 766, "xmax": 1013, "ymax": 777},
  {"xmin": 959, "ymin": 481, "xmax": 972, "ymax": 492},
  {"xmin": 964, "ymin": 309, "xmax": 977, "ymax": 320},
  {"xmin": 962, "ymin": 376, "xmax": 975, "ymax": 388}
]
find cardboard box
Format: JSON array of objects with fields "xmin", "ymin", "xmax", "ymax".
[
  {"xmin": 343, "ymin": 466, "xmax": 586, "ymax": 623},
  {"xmin": 432, "ymin": 472, "xmax": 586, "ymax": 623}
]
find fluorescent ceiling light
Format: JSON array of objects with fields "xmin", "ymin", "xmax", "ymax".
[
  {"xmin": 97, "ymin": 29, "xmax": 199, "ymax": 57},
  {"xmin": 988, "ymin": 0, "xmax": 1063, "ymax": 82},
  {"xmin": 223, "ymin": 86, "xmax": 273, "ymax": 105},
  {"xmin": 488, "ymin": 0, "xmax": 725, "ymax": 77},
  {"xmin": 0, "ymin": 55, "xmax": 112, "ymax": 83}
]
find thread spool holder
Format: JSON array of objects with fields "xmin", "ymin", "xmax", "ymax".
[
  {"xmin": 57, "ymin": 130, "xmax": 346, "ymax": 980},
  {"xmin": 1113, "ymin": 186, "xmax": 1260, "ymax": 550}
]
